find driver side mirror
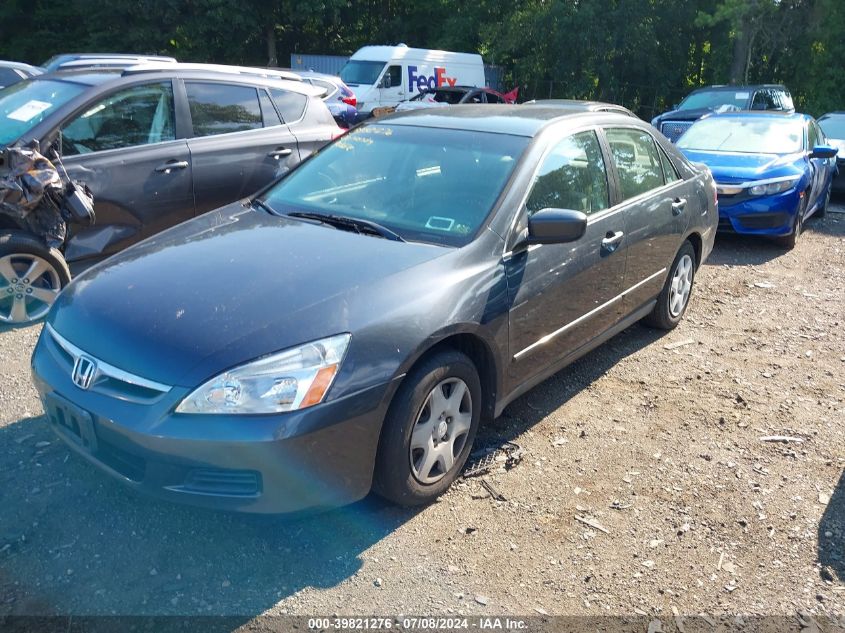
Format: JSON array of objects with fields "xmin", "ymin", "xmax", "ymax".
[
  {"xmin": 810, "ymin": 144, "xmax": 838, "ymax": 159},
  {"xmin": 526, "ymin": 208, "xmax": 588, "ymax": 245}
]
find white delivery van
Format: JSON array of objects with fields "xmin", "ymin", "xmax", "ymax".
[{"xmin": 339, "ymin": 44, "xmax": 485, "ymax": 115}]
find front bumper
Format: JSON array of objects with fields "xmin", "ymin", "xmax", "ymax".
[
  {"xmin": 715, "ymin": 187, "xmax": 800, "ymax": 236},
  {"xmin": 31, "ymin": 328, "xmax": 398, "ymax": 514}
]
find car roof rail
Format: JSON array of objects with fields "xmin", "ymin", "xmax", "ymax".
[{"xmin": 122, "ymin": 62, "xmax": 303, "ymax": 82}]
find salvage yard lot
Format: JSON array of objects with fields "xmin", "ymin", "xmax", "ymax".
[{"xmin": 0, "ymin": 207, "xmax": 843, "ymax": 618}]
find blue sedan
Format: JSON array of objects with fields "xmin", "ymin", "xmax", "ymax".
[{"xmin": 677, "ymin": 112, "xmax": 837, "ymax": 248}]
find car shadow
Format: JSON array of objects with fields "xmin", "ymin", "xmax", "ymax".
[
  {"xmin": 0, "ymin": 320, "xmax": 671, "ymax": 619},
  {"xmin": 0, "ymin": 412, "xmax": 417, "ymax": 618},
  {"xmin": 703, "ymin": 232, "xmax": 789, "ymax": 267},
  {"xmin": 819, "ymin": 469, "xmax": 844, "ymax": 582},
  {"xmin": 804, "ymin": 207, "xmax": 845, "ymax": 237}
]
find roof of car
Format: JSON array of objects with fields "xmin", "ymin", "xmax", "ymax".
[
  {"xmin": 0, "ymin": 60, "xmax": 43, "ymax": 73},
  {"xmin": 33, "ymin": 67, "xmax": 323, "ymax": 97},
  {"xmin": 691, "ymin": 84, "xmax": 787, "ymax": 92},
  {"xmin": 524, "ymin": 99, "xmax": 634, "ymax": 113},
  {"xmin": 384, "ymin": 104, "xmax": 638, "ymax": 136}
]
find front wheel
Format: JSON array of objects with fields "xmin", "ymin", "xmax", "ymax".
[
  {"xmin": 776, "ymin": 202, "xmax": 804, "ymax": 250},
  {"xmin": 373, "ymin": 349, "xmax": 482, "ymax": 506},
  {"xmin": 642, "ymin": 241, "xmax": 696, "ymax": 330},
  {"xmin": 0, "ymin": 231, "xmax": 70, "ymax": 325}
]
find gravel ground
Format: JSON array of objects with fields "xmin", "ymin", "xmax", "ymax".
[{"xmin": 1, "ymin": 205, "xmax": 843, "ymax": 620}]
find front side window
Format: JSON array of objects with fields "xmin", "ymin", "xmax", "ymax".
[
  {"xmin": 186, "ymin": 82, "xmax": 262, "ymax": 137},
  {"xmin": 526, "ymin": 130, "xmax": 609, "ymax": 216},
  {"xmin": 606, "ymin": 128, "xmax": 665, "ymax": 200},
  {"xmin": 384, "ymin": 65, "xmax": 402, "ymax": 89},
  {"xmin": 263, "ymin": 124, "xmax": 528, "ymax": 247},
  {"xmin": 62, "ymin": 81, "xmax": 174, "ymax": 155}
]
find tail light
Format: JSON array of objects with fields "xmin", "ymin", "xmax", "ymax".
[{"xmin": 341, "ymin": 95, "xmax": 357, "ymax": 108}]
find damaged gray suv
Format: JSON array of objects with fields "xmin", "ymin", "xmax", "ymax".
[{"xmin": 0, "ymin": 64, "xmax": 339, "ymax": 324}]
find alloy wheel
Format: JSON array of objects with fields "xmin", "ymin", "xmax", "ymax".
[
  {"xmin": 409, "ymin": 377, "xmax": 473, "ymax": 484},
  {"xmin": 668, "ymin": 253, "xmax": 693, "ymax": 318},
  {"xmin": 0, "ymin": 254, "xmax": 62, "ymax": 324}
]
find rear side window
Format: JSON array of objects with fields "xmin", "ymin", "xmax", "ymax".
[
  {"xmin": 258, "ymin": 90, "xmax": 281, "ymax": 127},
  {"xmin": 270, "ymin": 89, "xmax": 307, "ymax": 123},
  {"xmin": 186, "ymin": 82, "xmax": 262, "ymax": 137},
  {"xmin": 605, "ymin": 128, "xmax": 665, "ymax": 200},
  {"xmin": 62, "ymin": 81, "xmax": 175, "ymax": 155},
  {"xmin": 526, "ymin": 130, "xmax": 609, "ymax": 216},
  {"xmin": 658, "ymin": 148, "xmax": 680, "ymax": 183}
]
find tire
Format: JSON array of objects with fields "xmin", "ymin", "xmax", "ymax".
[
  {"xmin": 0, "ymin": 231, "xmax": 70, "ymax": 325},
  {"xmin": 373, "ymin": 349, "xmax": 482, "ymax": 506},
  {"xmin": 642, "ymin": 240, "xmax": 696, "ymax": 330},
  {"xmin": 776, "ymin": 197, "xmax": 805, "ymax": 250}
]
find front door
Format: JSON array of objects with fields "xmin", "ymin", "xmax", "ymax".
[
  {"xmin": 505, "ymin": 129, "xmax": 627, "ymax": 389},
  {"xmin": 59, "ymin": 80, "xmax": 194, "ymax": 259}
]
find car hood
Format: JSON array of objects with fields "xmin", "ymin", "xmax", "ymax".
[
  {"xmin": 652, "ymin": 108, "xmax": 714, "ymax": 125},
  {"xmin": 678, "ymin": 149, "xmax": 803, "ymax": 183},
  {"xmin": 48, "ymin": 204, "xmax": 449, "ymax": 386}
]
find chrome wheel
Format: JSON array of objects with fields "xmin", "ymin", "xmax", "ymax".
[
  {"xmin": 409, "ymin": 377, "xmax": 473, "ymax": 485},
  {"xmin": 0, "ymin": 254, "xmax": 62, "ymax": 324},
  {"xmin": 668, "ymin": 253, "xmax": 693, "ymax": 318}
]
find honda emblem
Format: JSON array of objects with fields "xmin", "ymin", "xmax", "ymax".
[{"xmin": 71, "ymin": 356, "xmax": 97, "ymax": 390}]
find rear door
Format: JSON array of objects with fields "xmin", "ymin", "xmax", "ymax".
[
  {"xmin": 184, "ymin": 80, "xmax": 300, "ymax": 215},
  {"xmin": 269, "ymin": 88, "xmax": 334, "ymax": 162},
  {"xmin": 59, "ymin": 80, "xmax": 194, "ymax": 252},
  {"xmin": 505, "ymin": 129, "xmax": 627, "ymax": 388},
  {"xmin": 603, "ymin": 127, "xmax": 692, "ymax": 315}
]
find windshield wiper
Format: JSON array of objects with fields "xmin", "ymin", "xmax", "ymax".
[
  {"xmin": 288, "ymin": 211, "xmax": 405, "ymax": 242},
  {"xmin": 249, "ymin": 198, "xmax": 278, "ymax": 215}
]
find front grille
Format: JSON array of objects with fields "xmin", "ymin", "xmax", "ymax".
[
  {"xmin": 735, "ymin": 212, "xmax": 790, "ymax": 230},
  {"xmin": 175, "ymin": 469, "xmax": 262, "ymax": 497},
  {"xmin": 45, "ymin": 324, "xmax": 171, "ymax": 404},
  {"xmin": 660, "ymin": 120, "xmax": 693, "ymax": 143}
]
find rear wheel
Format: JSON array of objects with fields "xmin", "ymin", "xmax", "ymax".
[
  {"xmin": 373, "ymin": 349, "xmax": 481, "ymax": 506},
  {"xmin": 642, "ymin": 241, "xmax": 696, "ymax": 330},
  {"xmin": 0, "ymin": 231, "xmax": 70, "ymax": 325}
]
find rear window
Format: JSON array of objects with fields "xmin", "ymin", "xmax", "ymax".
[
  {"xmin": 186, "ymin": 82, "xmax": 262, "ymax": 137},
  {"xmin": 0, "ymin": 79, "xmax": 86, "ymax": 145},
  {"xmin": 269, "ymin": 89, "xmax": 307, "ymax": 123}
]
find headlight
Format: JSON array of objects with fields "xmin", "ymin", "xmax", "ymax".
[
  {"xmin": 748, "ymin": 177, "xmax": 799, "ymax": 196},
  {"xmin": 176, "ymin": 334, "xmax": 351, "ymax": 414}
]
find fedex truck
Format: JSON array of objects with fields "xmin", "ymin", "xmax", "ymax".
[{"xmin": 339, "ymin": 45, "xmax": 485, "ymax": 115}]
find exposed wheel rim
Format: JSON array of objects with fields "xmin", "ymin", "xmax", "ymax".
[
  {"xmin": 0, "ymin": 254, "xmax": 62, "ymax": 324},
  {"xmin": 409, "ymin": 377, "xmax": 472, "ymax": 485},
  {"xmin": 668, "ymin": 254, "xmax": 693, "ymax": 318}
]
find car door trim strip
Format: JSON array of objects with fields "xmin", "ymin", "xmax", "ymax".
[{"xmin": 513, "ymin": 267, "xmax": 667, "ymax": 360}]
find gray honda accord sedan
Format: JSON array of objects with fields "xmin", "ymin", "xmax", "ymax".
[{"xmin": 31, "ymin": 106, "xmax": 717, "ymax": 513}]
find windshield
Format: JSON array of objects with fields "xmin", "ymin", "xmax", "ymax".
[
  {"xmin": 678, "ymin": 90, "xmax": 750, "ymax": 111},
  {"xmin": 819, "ymin": 116, "xmax": 845, "ymax": 140},
  {"xmin": 263, "ymin": 124, "xmax": 528, "ymax": 247},
  {"xmin": 0, "ymin": 79, "xmax": 85, "ymax": 145},
  {"xmin": 677, "ymin": 117, "xmax": 804, "ymax": 154},
  {"xmin": 339, "ymin": 60, "xmax": 386, "ymax": 86}
]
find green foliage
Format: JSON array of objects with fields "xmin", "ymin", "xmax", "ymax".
[{"xmin": 1, "ymin": 0, "xmax": 843, "ymax": 117}]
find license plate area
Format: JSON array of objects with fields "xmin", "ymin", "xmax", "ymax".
[{"xmin": 44, "ymin": 393, "xmax": 98, "ymax": 453}]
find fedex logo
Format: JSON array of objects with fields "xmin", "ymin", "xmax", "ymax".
[{"xmin": 407, "ymin": 65, "xmax": 457, "ymax": 91}]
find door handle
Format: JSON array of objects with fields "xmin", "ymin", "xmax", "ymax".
[
  {"xmin": 267, "ymin": 148, "xmax": 293, "ymax": 159},
  {"xmin": 671, "ymin": 197, "xmax": 687, "ymax": 216},
  {"xmin": 601, "ymin": 230, "xmax": 624, "ymax": 253},
  {"xmin": 154, "ymin": 160, "xmax": 189, "ymax": 173}
]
